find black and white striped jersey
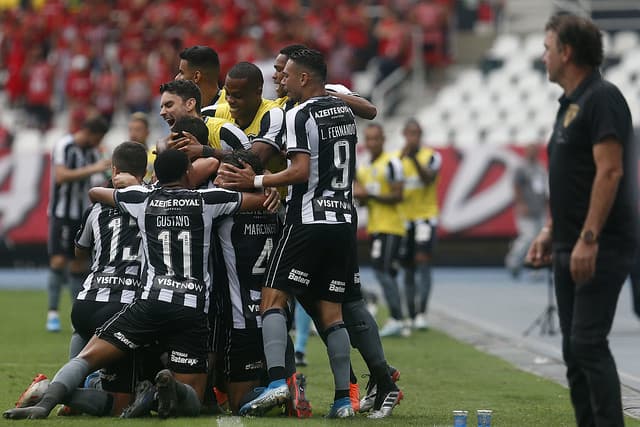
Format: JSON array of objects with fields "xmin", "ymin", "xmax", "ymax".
[
  {"xmin": 284, "ymin": 96, "xmax": 357, "ymax": 225},
  {"xmin": 115, "ymin": 185, "xmax": 242, "ymax": 313},
  {"xmin": 48, "ymin": 134, "xmax": 101, "ymax": 220},
  {"xmin": 212, "ymin": 209, "xmax": 279, "ymax": 329},
  {"xmin": 75, "ymin": 203, "xmax": 143, "ymax": 304}
]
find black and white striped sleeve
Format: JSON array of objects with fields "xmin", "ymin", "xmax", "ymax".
[
  {"xmin": 220, "ymin": 123, "xmax": 251, "ymax": 150},
  {"xmin": 253, "ymin": 107, "xmax": 285, "ymax": 151},
  {"xmin": 285, "ymin": 107, "xmax": 311, "ymax": 155},
  {"xmin": 387, "ymin": 157, "xmax": 404, "ymax": 183},
  {"xmin": 114, "ymin": 185, "xmax": 150, "ymax": 219},
  {"xmin": 74, "ymin": 205, "xmax": 97, "ymax": 249},
  {"xmin": 200, "ymin": 188, "xmax": 242, "ymax": 219}
]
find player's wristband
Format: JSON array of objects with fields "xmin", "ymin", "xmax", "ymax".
[{"xmin": 253, "ymin": 175, "xmax": 264, "ymax": 189}]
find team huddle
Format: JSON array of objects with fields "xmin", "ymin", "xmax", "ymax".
[{"xmin": 4, "ymin": 45, "xmax": 405, "ymax": 420}]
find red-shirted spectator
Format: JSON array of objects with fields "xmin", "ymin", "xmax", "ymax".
[{"xmin": 25, "ymin": 48, "xmax": 54, "ymax": 132}]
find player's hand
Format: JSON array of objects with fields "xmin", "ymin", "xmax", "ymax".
[
  {"xmin": 353, "ymin": 181, "xmax": 368, "ymax": 202},
  {"xmin": 263, "ymin": 187, "xmax": 281, "ymax": 213},
  {"xmin": 216, "ymin": 161, "xmax": 256, "ymax": 191},
  {"xmin": 525, "ymin": 228, "xmax": 552, "ymax": 268},
  {"xmin": 112, "ymin": 172, "xmax": 138, "ymax": 189},
  {"xmin": 570, "ymin": 240, "xmax": 597, "ymax": 286},
  {"xmin": 95, "ymin": 158, "xmax": 111, "ymax": 172}
]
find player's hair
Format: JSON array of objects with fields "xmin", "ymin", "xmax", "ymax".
[
  {"xmin": 227, "ymin": 62, "xmax": 263, "ymax": 89},
  {"xmin": 154, "ymin": 149, "xmax": 190, "ymax": 184},
  {"xmin": 179, "ymin": 46, "xmax": 220, "ymax": 73},
  {"xmin": 129, "ymin": 112, "xmax": 149, "ymax": 129},
  {"xmin": 221, "ymin": 150, "xmax": 264, "ymax": 175},
  {"xmin": 112, "ymin": 141, "xmax": 148, "ymax": 178},
  {"xmin": 366, "ymin": 122, "xmax": 384, "ymax": 135},
  {"xmin": 173, "ymin": 116, "xmax": 209, "ymax": 146},
  {"xmin": 82, "ymin": 116, "xmax": 109, "ymax": 135},
  {"xmin": 280, "ymin": 44, "xmax": 307, "ymax": 58},
  {"xmin": 159, "ymin": 80, "xmax": 202, "ymax": 114},
  {"xmin": 403, "ymin": 118, "xmax": 422, "ymax": 133},
  {"xmin": 288, "ymin": 48, "xmax": 327, "ymax": 83},
  {"xmin": 545, "ymin": 14, "xmax": 603, "ymax": 68}
]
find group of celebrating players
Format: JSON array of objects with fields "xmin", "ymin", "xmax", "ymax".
[{"xmin": 4, "ymin": 44, "xmax": 405, "ymax": 421}]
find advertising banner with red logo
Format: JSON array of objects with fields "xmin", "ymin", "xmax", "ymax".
[{"xmin": 2, "ymin": 146, "xmax": 548, "ymax": 245}]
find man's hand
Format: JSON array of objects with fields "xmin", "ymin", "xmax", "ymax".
[
  {"xmin": 525, "ymin": 228, "xmax": 552, "ymax": 268},
  {"xmin": 353, "ymin": 181, "xmax": 369, "ymax": 202},
  {"xmin": 112, "ymin": 172, "xmax": 138, "ymax": 189},
  {"xmin": 570, "ymin": 240, "xmax": 597, "ymax": 286},
  {"xmin": 95, "ymin": 158, "xmax": 111, "ymax": 173},
  {"xmin": 216, "ymin": 161, "xmax": 256, "ymax": 191},
  {"xmin": 263, "ymin": 187, "xmax": 281, "ymax": 213}
]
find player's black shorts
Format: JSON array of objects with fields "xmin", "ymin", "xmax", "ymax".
[
  {"xmin": 96, "ymin": 299, "xmax": 209, "ymax": 374},
  {"xmin": 370, "ymin": 233, "xmax": 402, "ymax": 272},
  {"xmin": 265, "ymin": 223, "xmax": 353, "ymax": 303},
  {"xmin": 399, "ymin": 219, "xmax": 438, "ymax": 263},
  {"xmin": 72, "ymin": 300, "xmax": 163, "ymax": 393},
  {"xmin": 48, "ymin": 217, "xmax": 81, "ymax": 257},
  {"xmin": 224, "ymin": 328, "xmax": 266, "ymax": 383}
]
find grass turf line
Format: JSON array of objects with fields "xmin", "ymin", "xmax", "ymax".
[{"xmin": 0, "ymin": 290, "xmax": 638, "ymax": 426}]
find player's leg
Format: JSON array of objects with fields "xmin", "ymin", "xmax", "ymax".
[
  {"xmin": 226, "ymin": 329, "xmax": 264, "ymax": 414},
  {"xmin": 293, "ymin": 300, "xmax": 311, "ymax": 366},
  {"xmin": 414, "ymin": 219, "xmax": 437, "ymax": 329},
  {"xmin": 372, "ymin": 234, "xmax": 406, "ymax": 336},
  {"xmin": 46, "ymin": 218, "xmax": 69, "ymax": 332}
]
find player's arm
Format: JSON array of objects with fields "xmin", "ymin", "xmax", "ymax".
[
  {"xmin": 326, "ymin": 84, "xmax": 377, "ymax": 120},
  {"xmin": 55, "ymin": 160, "xmax": 110, "ymax": 184},
  {"xmin": 74, "ymin": 206, "xmax": 94, "ymax": 260},
  {"xmin": 88, "ymin": 187, "xmax": 116, "ymax": 206},
  {"xmin": 329, "ymin": 92, "xmax": 377, "ymax": 120},
  {"xmin": 239, "ymin": 191, "xmax": 269, "ymax": 212},
  {"xmin": 188, "ymin": 157, "xmax": 220, "ymax": 188},
  {"xmin": 413, "ymin": 151, "xmax": 441, "ymax": 186},
  {"xmin": 217, "ymin": 152, "xmax": 309, "ymax": 190}
]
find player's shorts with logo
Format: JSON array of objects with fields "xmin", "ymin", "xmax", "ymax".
[
  {"xmin": 223, "ymin": 328, "xmax": 266, "ymax": 383},
  {"xmin": 72, "ymin": 300, "xmax": 163, "ymax": 392},
  {"xmin": 48, "ymin": 218, "xmax": 81, "ymax": 257},
  {"xmin": 400, "ymin": 218, "xmax": 438, "ymax": 262},
  {"xmin": 370, "ymin": 233, "xmax": 402, "ymax": 272},
  {"xmin": 96, "ymin": 299, "xmax": 209, "ymax": 374},
  {"xmin": 266, "ymin": 223, "xmax": 353, "ymax": 303}
]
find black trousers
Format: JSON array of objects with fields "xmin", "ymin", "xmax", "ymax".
[{"xmin": 554, "ymin": 248, "xmax": 634, "ymax": 427}]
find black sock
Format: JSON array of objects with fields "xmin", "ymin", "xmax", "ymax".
[{"xmin": 334, "ymin": 389, "xmax": 349, "ymax": 401}]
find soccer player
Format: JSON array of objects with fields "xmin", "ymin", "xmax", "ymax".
[
  {"xmin": 71, "ymin": 141, "xmax": 150, "ymax": 415},
  {"xmin": 273, "ymin": 44, "xmax": 403, "ymax": 418},
  {"xmin": 127, "ymin": 112, "xmax": 154, "ymax": 182},
  {"xmin": 209, "ymin": 151, "xmax": 283, "ymax": 414},
  {"xmin": 219, "ymin": 48, "xmax": 357, "ymax": 419},
  {"xmin": 354, "ymin": 123, "xmax": 408, "ymax": 338},
  {"xmin": 272, "ymin": 44, "xmax": 377, "ymax": 120},
  {"xmin": 3, "ymin": 149, "xmax": 269, "ymax": 420},
  {"xmin": 159, "ymin": 80, "xmax": 249, "ymax": 152},
  {"xmin": 175, "ymin": 46, "xmax": 226, "ymax": 114},
  {"xmin": 396, "ymin": 118, "xmax": 442, "ymax": 330},
  {"xmin": 46, "ymin": 116, "xmax": 111, "ymax": 332}
]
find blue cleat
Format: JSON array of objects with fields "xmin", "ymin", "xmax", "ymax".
[
  {"xmin": 238, "ymin": 379, "xmax": 290, "ymax": 416},
  {"xmin": 326, "ymin": 397, "xmax": 354, "ymax": 418}
]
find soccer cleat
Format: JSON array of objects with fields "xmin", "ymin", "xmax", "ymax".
[
  {"xmin": 83, "ymin": 370, "xmax": 102, "ymax": 389},
  {"xmin": 286, "ymin": 373, "xmax": 312, "ymax": 418},
  {"xmin": 56, "ymin": 404, "xmax": 81, "ymax": 416},
  {"xmin": 238, "ymin": 379, "xmax": 290, "ymax": 416},
  {"xmin": 15, "ymin": 374, "xmax": 49, "ymax": 408},
  {"xmin": 413, "ymin": 313, "xmax": 429, "ymax": 330},
  {"xmin": 379, "ymin": 318, "xmax": 404, "ymax": 337},
  {"xmin": 155, "ymin": 369, "xmax": 178, "ymax": 419},
  {"xmin": 294, "ymin": 351, "xmax": 308, "ymax": 367},
  {"xmin": 368, "ymin": 389, "xmax": 402, "ymax": 419},
  {"xmin": 213, "ymin": 387, "xmax": 229, "ymax": 411},
  {"xmin": 325, "ymin": 397, "xmax": 354, "ymax": 418},
  {"xmin": 359, "ymin": 365, "xmax": 402, "ymax": 413},
  {"xmin": 46, "ymin": 313, "xmax": 61, "ymax": 332},
  {"xmin": 349, "ymin": 381, "xmax": 360, "ymax": 413},
  {"xmin": 3, "ymin": 406, "xmax": 49, "ymax": 419},
  {"xmin": 120, "ymin": 380, "xmax": 157, "ymax": 418}
]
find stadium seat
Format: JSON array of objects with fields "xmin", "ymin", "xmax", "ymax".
[
  {"xmin": 611, "ymin": 31, "xmax": 639, "ymax": 57},
  {"xmin": 487, "ymin": 34, "xmax": 522, "ymax": 60},
  {"xmin": 424, "ymin": 125, "xmax": 451, "ymax": 148},
  {"xmin": 485, "ymin": 127, "xmax": 512, "ymax": 146},
  {"xmin": 522, "ymin": 33, "xmax": 545, "ymax": 61},
  {"xmin": 452, "ymin": 126, "xmax": 483, "ymax": 149}
]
